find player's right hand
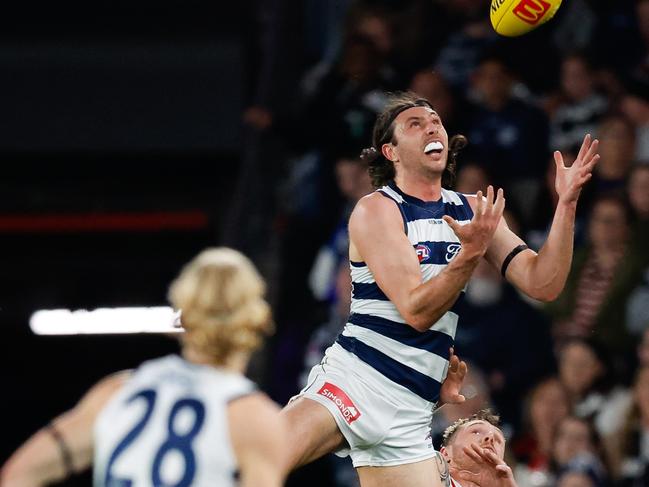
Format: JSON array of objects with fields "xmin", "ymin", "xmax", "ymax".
[{"xmin": 442, "ymin": 185, "xmax": 505, "ymax": 260}]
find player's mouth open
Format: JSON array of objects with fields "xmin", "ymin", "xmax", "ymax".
[{"xmin": 424, "ymin": 141, "xmax": 444, "ymax": 154}]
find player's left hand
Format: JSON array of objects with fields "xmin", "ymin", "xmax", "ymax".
[
  {"xmin": 554, "ymin": 133, "xmax": 599, "ymax": 205},
  {"xmin": 457, "ymin": 443, "xmax": 518, "ymax": 487},
  {"xmin": 439, "ymin": 348, "xmax": 467, "ymax": 405}
]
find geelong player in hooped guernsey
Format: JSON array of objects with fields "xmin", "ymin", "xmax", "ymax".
[
  {"xmin": 281, "ymin": 91, "xmax": 600, "ymax": 487},
  {"xmin": 338, "ymin": 182, "xmax": 474, "ymax": 405}
]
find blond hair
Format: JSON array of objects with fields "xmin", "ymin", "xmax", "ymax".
[
  {"xmin": 168, "ymin": 247, "xmax": 273, "ymax": 365},
  {"xmin": 442, "ymin": 409, "xmax": 501, "ymax": 447}
]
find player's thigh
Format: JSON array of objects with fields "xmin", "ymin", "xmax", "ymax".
[
  {"xmin": 356, "ymin": 458, "xmax": 444, "ymax": 487},
  {"xmin": 280, "ymin": 396, "xmax": 346, "ymax": 470}
]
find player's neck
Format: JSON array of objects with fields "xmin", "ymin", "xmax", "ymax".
[{"xmin": 394, "ymin": 172, "xmax": 442, "ymax": 202}]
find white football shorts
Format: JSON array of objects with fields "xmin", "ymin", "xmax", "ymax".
[{"xmin": 295, "ymin": 342, "xmax": 438, "ymax": 467}]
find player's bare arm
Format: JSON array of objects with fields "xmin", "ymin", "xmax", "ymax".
[
  {"xmin": 1, "ymin": 371, "xmax": 129, "ymax": 487},
  {"xmin": 349, "ymin": 184, "xmax": 505, "ymax": 332},
  {"xmin": 479, "ymin": 134, "xmax": 599, "ymax": 301},
  {"xmin": 229, "ymin": 393, "xmax": 288, "ymax": 487}
]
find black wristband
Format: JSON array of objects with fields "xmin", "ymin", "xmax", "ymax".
[
  {"xmin": 501, "ymin": 244, "xmax": 529, "ymax": 278},
  {"xmin": 47, "ymin": 423, "xmax": 74, "ymax": 477}
]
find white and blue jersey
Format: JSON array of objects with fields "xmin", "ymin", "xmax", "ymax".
[
  {"xmin": 336, "ymin": 181, "xmax": 474, "ymax": 404},
  {"xmin": 94, "ymin": 355, "xmax": 255, "ymax": 487}
]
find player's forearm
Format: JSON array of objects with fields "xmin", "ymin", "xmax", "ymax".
[
  {"xmin": 406, "ymin": 250, "xmax": 481, "ymax": 331},
  {"xmin": 526, "ymin": 200, "xmax": 576, "ymax": 301}
]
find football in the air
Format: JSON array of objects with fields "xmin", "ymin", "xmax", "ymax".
[{"xmin": 490, "ymin": 0, "xmax": 562, "ymax": 37}]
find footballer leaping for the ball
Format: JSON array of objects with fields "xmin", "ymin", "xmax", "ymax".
[{"xmin": 280, "ymin": 91, "xmax": 599, "ymax": 487}]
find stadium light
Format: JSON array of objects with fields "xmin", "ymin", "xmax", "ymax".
[{"xmin": 29, "ymin": 307, "xmax": 183, "ymax": 335}]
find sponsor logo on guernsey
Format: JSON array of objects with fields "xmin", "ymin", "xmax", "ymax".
[
  {"xmin": 445, "ymin": 243, "xmax": 461, "ymax": 262},
  {"xmin": 416, "ymin": 244, "xmax": 431, "ymax": 263},
  {"xmin": 318, "ymin": 382, "xmax": 361, "ymax": 424},
  {"xmin": 513, "ymin": 0, "xmax": 551, "ymax": 24}
]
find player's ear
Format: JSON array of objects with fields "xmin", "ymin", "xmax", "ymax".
[
  {"xmin": 381, "ymin": 143, "xmax": 397, "ymax": 162},
  {"xmin": 440, "ymin": 446, "xmax": 451, "ymax": 463}
]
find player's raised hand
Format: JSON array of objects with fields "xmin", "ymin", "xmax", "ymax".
[
  {"xmin": 439, "ymin": 348, "xmax": 467, "ymax": 405},
  {"xmin": 555, "ymin": 133, "xmax": 600, "ymax": 205},
  {"xmin": 457, "ymin": 443, "xmax": 518, "ymax": 487},
  {"xmin": 443, "ymin": 186, "xmax": 505, "ymax": 260}
]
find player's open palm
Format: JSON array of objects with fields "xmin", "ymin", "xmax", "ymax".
[
  {"xmin": 555, "ymin": 133, "xmax": 600, "ymax": 205},
  {"xmin": 443, "ymin": 185, "xmax": 505, "ymax": 259}
]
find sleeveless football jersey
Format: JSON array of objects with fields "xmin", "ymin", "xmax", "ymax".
[
  {"xmin": 336, "ymin": 181, "xmax": 474, "ymax": 404},
  {"xmin": 94, "ymin": 355, "xmax": 255, "ymax": 487}
]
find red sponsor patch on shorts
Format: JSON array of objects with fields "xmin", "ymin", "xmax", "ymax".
[{"xmin": 317, "ymin": 382, "xmax": 361, "ymax": 424}]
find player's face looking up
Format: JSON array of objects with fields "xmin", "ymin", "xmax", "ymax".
[
  {"xmin": 381, "ymin": 106, "xmax": 449, "ymax": 179},
  {"xmin": 446, "ymin": 420, "xmax": 506, "ymax": 462}
]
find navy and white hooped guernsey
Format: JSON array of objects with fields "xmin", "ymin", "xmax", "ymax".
[{"xmin": 336, "ymin": 181, "xmax": 474, "ymax": 404}]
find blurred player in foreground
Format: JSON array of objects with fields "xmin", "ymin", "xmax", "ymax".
[
  {"xmin": 1, "ymin": 248, "xmax": 287, "ymax": 487},
  {"xmin": 440, "ymin": 410, "xmax": 516, "ymax": 487},
  {"xmin": 281, "ymin": 92, "xmax": 599, "ymax": 486}
]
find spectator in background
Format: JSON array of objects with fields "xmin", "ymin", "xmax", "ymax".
[
  {"xmin": 556, "ymin": 339, "xmax": 631, "ymax": 440},
  {"xmin": 297, "ymin": 33, "xmax": 393, "ymax": 154},
  {"xmin": 628, "ymin": 164, "xmax": 649, "ymax": 251},
  {"xmin": 513, "ymin": 378, "xmax": 571, "ymax": 486},
  {"xmin": 550, "ymin": 0, "xmax": 597, "ymax": 54},
  {"xmin": 627, "ymin": 269, "xmax": 649, "ymax": 337},
  {"xmin": 608, "ymin": 365, "xmax": 649, "ymax": 486},
  {"xmin": 638, "ymin": 329, "xmax": 649, "ymax": 367},
  {"xmin": 409, "ymin": 69, "xmax": 464, "ymax": 136},
  {"xmin": 341, "ymin": 4, "xmax": 401, "ymax": 85},
  {"xmin": 433, "ymin": 0, "xmax": 498, "ymax": 91},
  {"xmin": 593, "ymin": 114, "xmax": 636, "ymax": 193},
  {"xmin": 626, "ymin": 165, "xmax": 649, "ymax": 336},
  {"xmin": 620, "ymin": 81, "xmax": 649, "ymax": 162},
  {"xmin": 464, "ymin": 54, "xmax": 549, "ymax": 220},
  {"xmin": 630, "ymin": 0, "xmax": 649, "ymax": 84},
  {"xmin": 550, "ymin": 416, "xmax": 609, "ymax": 485},
  {"xmin": 546, "ymin": 194, "xmax": 643, "ymax": 356},
  {"xmin": 454, "ymin": 162, "xmax": 490, "ymax": 195},
  {"xmin": 555, "ymin": 466, "xmax": 601, "ymax": 487},
  {"xmin": 548, "ymin": 53, "xmax": 608, "ymax": 152}
]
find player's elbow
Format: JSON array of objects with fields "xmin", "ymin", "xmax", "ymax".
[
  {"xmin": 403, "ymin": 311, "xmax": 434, "ymax": 333},
  {"xmin": 527, "ymin": 285, "xmax": 561, "ymax": 303}
]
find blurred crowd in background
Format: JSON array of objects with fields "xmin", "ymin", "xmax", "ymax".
[{"xmin": 242, "ymin": 1, "xmax": 649, "ymax": 486}]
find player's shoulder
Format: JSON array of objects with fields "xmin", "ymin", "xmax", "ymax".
[
  {"xmin": 351, "ymin": 190, "xmax": 401, "ymax": 221},
  {"xmin": 76, "ymin": 369, "xmax": 132, "ymax": 417}
]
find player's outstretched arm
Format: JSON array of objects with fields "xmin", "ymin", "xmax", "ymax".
[
  {"xmin": 0, "ymin": 371, "xmax": 129, "ymax": 487},
  {"xmin": 229, "ymin": 393, "xmax": 288, "ymax": 487},
  {"xmin": 484, "ymin": 134, "xmax": 599, "ymax": 302},
  {"xmin": 349, "ymin": 185, "xmax": 505, "ymax": 332}
]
